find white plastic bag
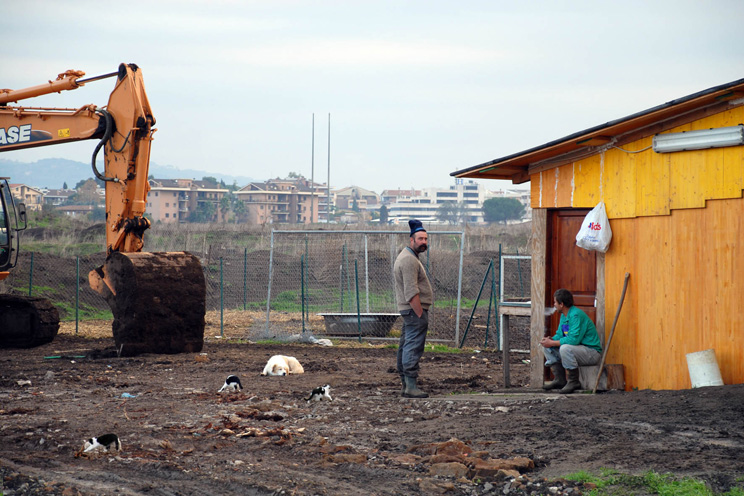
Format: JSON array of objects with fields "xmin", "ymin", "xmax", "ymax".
[{"xmin": 575, "ymin": 202, "xmax": 612, "ymax": 253}]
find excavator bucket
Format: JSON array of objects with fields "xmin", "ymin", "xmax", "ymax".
[
  {"xmin": 0, "ymin": 295, "xmax": 59, "ymax": 348},
  {"xmin": 90, "ymin": 251, "xmax": 205, "ymax": 357}
]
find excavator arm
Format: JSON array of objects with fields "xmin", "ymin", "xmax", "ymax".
[
  {"xmin": 1, "ymin": 64, "xmax": 153, "ymax": 255},
  {"xmin": 0, "ymin": 64, "xmax": 205, "ymax": 354}
]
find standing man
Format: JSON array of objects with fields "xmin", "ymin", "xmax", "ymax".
[
  {"xmin": 394, "ymin": 219, "xmax": 434, "ymax": 398},
  {"xmin": 540, "ymin": 288, "xmax": 602, "ymax": 394}
]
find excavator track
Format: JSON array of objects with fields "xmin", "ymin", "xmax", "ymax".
[
  {"xmin": 0, "ymin": 295, "xmax": 60, "ymax": 348},
  {"xmin": 92, "ymin": 251, "xmax": 206, "ymax": 357}
]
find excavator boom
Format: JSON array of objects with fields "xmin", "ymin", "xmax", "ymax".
[{"xmin": 0, "ymin": 64, "xmax": 205, "ymax": 354}]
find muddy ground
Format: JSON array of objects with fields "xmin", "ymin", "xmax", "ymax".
[{"xmin": 1, "ymin": 323, "xmax": 744, "ymax": 495}]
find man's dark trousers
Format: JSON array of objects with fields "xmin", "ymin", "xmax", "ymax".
[{"xmin": 397, "ymin": 309, "xmax": 428, "ymax": 379}]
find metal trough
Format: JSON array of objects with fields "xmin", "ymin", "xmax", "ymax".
[{"xmin": 317, "ymin": 313, "xmax": 400, "ymax": 337}]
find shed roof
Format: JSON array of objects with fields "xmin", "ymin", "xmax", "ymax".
[{"xmin": 452, "ymin": 77, "xmax": 744, "ymax": 184}]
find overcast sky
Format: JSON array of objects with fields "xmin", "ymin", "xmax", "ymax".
[{"xmin": 3, "ymin": 0, "xmax": 744, "ymax": 193}]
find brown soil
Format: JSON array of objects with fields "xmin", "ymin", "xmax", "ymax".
[{"xmin": 1, "ymin": 321, "xmax": 743, "ymax": 495}]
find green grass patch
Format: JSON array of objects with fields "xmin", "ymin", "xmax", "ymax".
[
  {"xmin": 564, "ymin": 469, "xmax": 744, "ymax": 496},
  {"xmin": 254, "ymin": 339, "xmax": 287, "ymax": 345},
  {"xmin": 433, "ymin": 297, "xmax": 478, "ymax": 310},
  {"xmin": 425, "ymin": 343, "xmax": 465, "ymax": 353},
  {"xmin": 56, "ymin": 301, "xmax": 113, "ymax": 321},
  {"xmin": 382, "ymin": 343, "xmax": 468, "ymax": 353}
]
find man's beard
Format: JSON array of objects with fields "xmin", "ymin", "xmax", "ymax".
[{"xmin": 416, "ymin": 244, "xmax": 427, "ymax": 253}]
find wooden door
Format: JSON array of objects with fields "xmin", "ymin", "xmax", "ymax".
[{"xmin": 546, "ymin": 209, "xmax": 597, "ymax": 334}]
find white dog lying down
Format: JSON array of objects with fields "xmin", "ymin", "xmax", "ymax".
[{"xmin": 261, "ymin": 355, "xmax": 304, "ymax": 376}]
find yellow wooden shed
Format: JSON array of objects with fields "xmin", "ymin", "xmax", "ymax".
[{"xmin": 452, "ymin": 78, "xmax": 744, "ymax": 391}]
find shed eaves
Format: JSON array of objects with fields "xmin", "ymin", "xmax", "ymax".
[{"xmin": 452, "ymin": 77, "xmax": 744, "ymax": 184}]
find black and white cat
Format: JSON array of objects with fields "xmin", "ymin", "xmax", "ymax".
[
  {"xmin": 218, "ymin": 375, "xmax": 243, "ymax": 393},
  {"xmin": 305, "ymin": 384, "xmax": 333, "ymax": 402},
  {"xmin": 83, "ymin": 433, "xmax": 121, "ymax": 453}
]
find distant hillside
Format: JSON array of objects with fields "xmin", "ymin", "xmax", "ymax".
[{"xmin": 0, "ymin": 158, "xmax": 256, "ymax": 189}]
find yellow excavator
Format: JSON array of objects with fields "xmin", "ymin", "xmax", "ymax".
[{"xmin": 0, "ymin": 64, "xmax": 206, "ymax": 355}]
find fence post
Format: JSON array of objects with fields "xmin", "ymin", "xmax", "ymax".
[
  {"xmin": 517, "ymin": 248, "xmax": 524, "ymax": 297},
  {"xmin": 454, "ymin": 231, "xmax": 465, "ymax": 347},
  {"xmin": 354, "ymin": 259, "xmax": 361, "ymax": 343},
  {"xmin": 301, "ymin": 254, "xmax": 306, "ymax": 334},
  {"xmin": 339, "ymin": 264, "xmax": 344, "ymax": 312},
  {"xmin": 364, "ymin": 234, "xmax": 370, "ymax": 313},
  {"xmin": 484, "ymin": 259, "xmax": 494, "ymax": 348},
  {"xmin": 243, "ymin": 247, "xmax": 247, "ymax": 311},
  {"xmin": 76, "ymin": 256, "xmax": 80, "ymax": 335},
  {"xmin": 264, "ymin": 230, "xmax": 275, "ymax": 336},
  {"xmin": 220, "ymin": 257, "xmax": 224, "ymax": 338},
  {"xmin": 304, "ymin": 234, "xmax": 310, "ymax": 322},
  {"xmin": 28, "ymin": 252, "xmax": 34, "ymax": 296},
  {"xmin": 344, "ymin": 243, "xmax": 352, "ymax": 312},
  {"xmin": 492, "ymin": 266, "xmax": 500, "ymax": 349}
]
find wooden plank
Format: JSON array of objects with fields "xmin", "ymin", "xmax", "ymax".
[
  {"xmin": 556, "ymin": 163, "xmax": 574, "ymax": 208},
  {"xmin": 602, "ymin": 147, "xmax": 637, "ymax": 218},
  {"xmin": 634, "ymin": 136, "xmax": 670, "ymax": 216},
  {"xmin": 572, "ymin": 154, "xmax": 602, "ymax": 208},
  {"xmin": 722, "ymin": 130, "xmax": 744, "ymax": 198},
  {"xmin": 579, "ymin": 364, "xmax": 624, "ymax": 390},
  {"xmin": 499, "ymin": 305, "xmax": 531, "ymax": 316},
  {"xmin": 603, "ymin": 217, "xmax": 638, "ymax": 389},
  {"xmin": 530, "ymin": 208, "xmax": 547, "ymax": 388},
  {"xmin": 530, "ymin": 176, "xmax": 541, "ymax": 208},
  {"xmin": 503, "ymin": 314, "xmax": 511, "ymax": 388},
  {"xmin": 595, "ymin": 252, "xmax": 605, "ymax": 347}
]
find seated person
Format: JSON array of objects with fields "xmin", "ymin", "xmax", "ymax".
[{"xmin": 539, "ymin": 288, "xmax": 602, "ymax": 394}]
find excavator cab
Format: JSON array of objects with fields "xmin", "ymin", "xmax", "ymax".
[
  {"xmin": 0, "ymin": 177, "xmax": 26, "ymax": 276},
  {"xmin": 0, "ymin": 178, "xmax": 59, "ymax": 347}
]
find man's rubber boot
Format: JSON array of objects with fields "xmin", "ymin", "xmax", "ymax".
[
  {"xmin": 559, "ymin": 368, "xmax": 581, "ymax": 394},
  {"xmin": 403, "ymin": 376, "xmax": 429, "ymax": 398},
  {"xmin": 543, "ymin": 363, "xmax": 567, "ymax": 391},
  {"xmin": 400, "ymin": 375, "xmax": 406, "ymax": 394}
]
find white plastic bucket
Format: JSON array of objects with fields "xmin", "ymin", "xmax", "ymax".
[{"xmin": 686, "ymin": 349, "xmax": 724, "ymax": 388}]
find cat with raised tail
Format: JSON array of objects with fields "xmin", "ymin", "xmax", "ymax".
[{"xmin": 305, "ymin": 384, "xmax": 332, "ymax": 402}]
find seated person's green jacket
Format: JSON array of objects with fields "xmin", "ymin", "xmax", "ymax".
[{"xmin": 552, "ymin": 306, "xmax": 602, "ymax": 353}]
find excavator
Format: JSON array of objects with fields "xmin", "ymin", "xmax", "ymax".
[
  {"xmin": 0, "ymin": 64, "xmax": 206, "ymax": 355},
  {"xmin": 1, "ymin": 177, "xmax": 60, "ymax": 347}
]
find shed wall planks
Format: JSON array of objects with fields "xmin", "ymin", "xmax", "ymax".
[
  {"xmin": 604, "ymin": 198, "xmax": 744, "ymax": 390},
  {"xmin": 573, "ymin": 155, "xmax": 602, "ymax": 207}
]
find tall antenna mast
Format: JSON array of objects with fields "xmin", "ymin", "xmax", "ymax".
[
  {"xmin": 310, "ymin": 113, "xmax": 315, "ymax": 224},
  {"xmin": 327, "ymin": 113, "xmax": 331, "ymax": 223}
]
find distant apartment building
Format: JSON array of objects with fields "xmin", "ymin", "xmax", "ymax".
[
  {"xmin": 331, "ymin": 186, "xmax": 380, "ymax": 222},
  {"xmin": 334, "ymin": 186, "xmax": 380, "ymax": 210},
  {"xmin": 55, "ymin": 204, "xmax": 94, "ymax": 218},
  {"xmin": 382, "ymin": 180, "xmax": 530, "ymax": 224},
  {"xmin": 9, "ymin": 183, "xmax": 43, "ymax": 211},
  {"xmin": 381, "ymin": 188, "xmax": 422, "ymax": 204},
  {"xmin": 147, "ymin": 179, "xmax": 229, "ymax": 223},
  {"xmin": 317, "ymin": 189, "xmax": 334, "ymax": 223},
  {"xmin": 42, "ymin": 188, "xmax": 75, "ymax": 206},
  {"xmin": 235, "ymin": 177, "xmax": 321, "ymax": 225}
]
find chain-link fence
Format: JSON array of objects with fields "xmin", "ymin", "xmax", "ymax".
[
  {"xmin": 1, "ymin": 223, "xmax": 532, "ymax": 348},
  {"xmin": 257, "ymin": 230, "xmax": 465, "ymax": 343}
]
